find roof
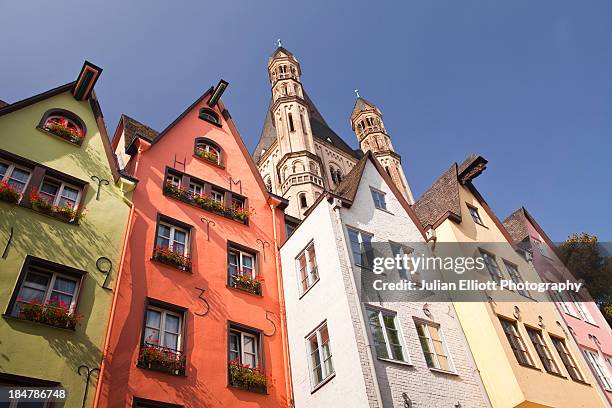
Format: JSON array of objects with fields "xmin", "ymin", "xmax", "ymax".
[
  {"xmin": 502, "ymin": 208, "xmax": 531, "ymax": 243},
  {"xmin": 0, "ymin": 82, "xmax": 74, "ymax": 118},
  {"xmin": 270, "ymin": 46, "xmax": 295, "ymax": 59},
  {"xmin": 333, "ymin": 153, "xmax": 369, "ymax": 202},
  {"xmin": 0, "ymin": 100, "xmax": 8, "ymax": 108},
  {"xmin": 120, "ymin": 114, "xmax": 159, "ymax": 148},
  {"xmin": 413, "ymin": 163, "xmax": 462, "ymax": 228},
  {"xmin": 351, "ymin": 96, "xmax": 379, "ymax": 117},
  {"xmin": 253, "ymin": 91, "xmax": 360, "ymax": 163}
]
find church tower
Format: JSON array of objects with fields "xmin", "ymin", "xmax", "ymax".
[
  {"xmin": 265, "ymin": 44, "xmax": 326, "ymax": 218},
  {"xmin": 351, "ymin": 95, "xmax": 414, "ymax": 203}
]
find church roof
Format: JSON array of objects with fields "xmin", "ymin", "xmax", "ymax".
[
  {"xmin": 252, "ymin": 91, "xmax": 361, "ymax": 163},
  {"xmin": 270, "ymin": 46, "xmax": 295, "ymax": 59},
  {"xmin": 352, "ymin": 96, "xmax": 378, "ymax": 116}
]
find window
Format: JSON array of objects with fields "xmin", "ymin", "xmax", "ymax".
[
  {"xmin": 166, "ymin": 173, "xmax": 181, "ymax": 188},
  {"xmin": 265, "ymin": 177, "xmax": 272, "ymax": 192},
  {"xmin": 568, "ymin": 292, "xmax": 596, "ymax": 324},
  {"xmin": 229, "ymin": 327, "xmax": 260, "ymax": 368},
  {"xmin": 198, "ymin": 108, "xmax": 220, "ymax": 126},
  {"xmin": 526, "ymin": 328, "xmax": 561, "ymax": 374},
  {"xmin": 211, "ymin": 189, "xmax": 224, "ymax": 203},
  {"xmin": 503, "ymin": 261, "xmax": 529, "ymax": 297},
  {"xmin": 39, "ymin": 110, "xmax": 86, "ymax": 145},
  {"xmin": 194, "ymin": 138, "xmax": 221, "ymax": 165},
  {"xmin": 0, "ymin": 160, "xmax": 31, "ymax": 194},
  {"xmin": 39, "ymin": 177, "xmax": 81, "ymax": 208},
  {"xmin": 550, "ymin": 336, "xmax": 584, "ymax": 382},
  {"xmin": 133, "ymin": 397, "xmax": 183, "ymax": 408},
  {"xmin": 367, "ymin": 309, "xmax": 406, "ymax": 362},
  {"xmin": 389, "ymin": 242, "xmax": 415, "ymax": 282},
  {"xmin": 306, "ymin": 322, "xmax": 334, "ymax": 387},
  {"xmin": 144, "ymin": 306, "xmax": 183, "ymax": 351},
  {"xmin": 584, "ymin": 349, "xmax": 612, "ymax": 391},
  {"xmin": 228, "ymin": 245, "xmax": 257, "ymax": 290},
  {"xmin": 416, "ymin": 321, "xmax": 453, "ymax": 371},
  {"xmin": 550, "ymin": 290, "xmax": 578, "ymax": 317},
  {"xmin": 297, "ymin": 242, "xmax": 319, "ymax": 294},
  {"xmin": 299, "ymin": 193, "xmax": 308, "ymax": 208},
  {"xmin": 467, "ymin": 204, "xmax": 485, "ymax": 226},
  {"xmin": 481, "ymin": 250, "xmax": 503, "ymax": 283},
  {"xmin": 499, "ymin": 318, "xmax": 534, "ymax": 366},
  {"xmin": 533, "ymin": 239, "xmax": 550, "ymax": 258},
  {"xmin": 188, "ymin": 181, "xmax": 203, "ymax": 196},
  {"xmin": 347, "ymin": 227, "xmax": 374, "ymax": 269},
  {"xmin": 156, "ymin": 221, "xmax": 189, "ymax": 257},
  {"xmin": 0, "ymin": 373, "xmax": 60, "ymax": 408},
  {"xmin": 370, "ymin": 188, "xmax": 387, "ymax": 211},
  {"xmin": 288, "ymin": 113, "xmax": 295, "ymax": 132}
]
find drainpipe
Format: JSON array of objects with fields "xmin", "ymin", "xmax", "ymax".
[
  {"xmin": 270, "ymin": 202, "xmax": 294, "ymax": 407},
  {"xmin": 330, "ymin": 198, "xmax": 383, "ymax": 407}
]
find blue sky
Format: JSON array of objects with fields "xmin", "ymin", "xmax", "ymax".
[{"xmin": 2, "ymin": 1, "xmax": 611, "ymax": 240}]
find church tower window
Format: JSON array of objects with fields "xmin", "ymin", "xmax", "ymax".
[{"xmin": 288, "ymin": 113, "xmax": 295, "ymax": 132}]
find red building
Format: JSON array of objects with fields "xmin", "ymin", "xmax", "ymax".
[{"xmin": 94, "ymin": 83, "xmax": 292, "ymax": 407}]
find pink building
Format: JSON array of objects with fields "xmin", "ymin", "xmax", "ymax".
[{"xmin": 504, "ymin": 207, "xmax": 612, "ymax": 406}]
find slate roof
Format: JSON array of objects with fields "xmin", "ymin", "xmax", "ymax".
[
  {"xmin": 502, "ymin": 208, "xmax": 531, "ymax": 243},
  {"xmin": 252, "ymin": 91, "xmax": 360, "ymax": 163},
  {"xmin": 120, "ymin": 114, "xmax": 159, "ymax": 148},
  {"xmin": 351, "ymin": 96, "xmax": 378, "ymax": 116},
  {"xmin": 0, "ymin": 100, "xmax": 8, "ymax": 108},
  {"xmin": 270, "ymin": 46, "xmax": 295, "ymax": 59}
]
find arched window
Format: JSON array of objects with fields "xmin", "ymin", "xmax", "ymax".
[
  {"xmin": 336, "ymin": 169, "xmax": 343, "ymax": 183},
  {"xmin": 39, "ymin": 109, "xmax": 86, "ymax": 145},
  {"xmin": 265, "ymin": 177, "xmax": 272, "ymax": 192},
  {"xmin": 194, "ymin": 138, "xmax": 222, "ymax": 165},
  {"xmin": 309, "ymin": 161, "xmax": 318, "ymax": 175},
  {"xmin": 299, "ymin": 193, "xmax": 308, "ymax": 208},
  {"xmin": 385, "ymin": 166, "xmax": 392, "ymax": 177},
  {"xmin": 199, "ymin": 108, "xmax": 221, "ymax": 127}
]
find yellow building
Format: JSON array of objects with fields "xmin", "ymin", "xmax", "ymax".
[{"xmin": 413, "ymin": 155, "xmax": 608, "ymax": 408}]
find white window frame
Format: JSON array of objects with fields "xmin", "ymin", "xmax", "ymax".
[
  {"xmin": 39, "ymin": 177, "xmax": 82, "ymax": 208},
  {"xmin": 296, "ymin": 241, "xmax": 319, "ymax": 295},
  {"xmin": 188, "ymin": 181, "xmax": 203, "ymax": 196},
  {"xmin": 144, "ymin": 306, "xmax": 183, "ymax": 351},
  {"xmin": 229, "ymin": 329, "xmax": 259, "ymax": 368},
  {"xmin": 229, "ymin": 248, "xmax": 256, "ymax": 279},
  {"xmin": 195, "ymin": 140, "xmax": 221, "ymax": 164},
  {"xmin": 415, "ymin": 320, "xmax": 455, "ymax": 372},
  {"xmin": 211, "ymin": 189, "xmax": 224, "ymax": 203},
  {"xmin": 367, "ymin": 308, "xmax": 409, "ymax": 363},
  {"xmin": 166, "ymin": 174, "xmax": 181, "ymax": 187},
  {"xmin": 549, "ymin": 290, "xmax": 579, "ymax": 317},
  {"xmin": 157, "ymin": 221, "xmax": 190, "ymax": 256},
  {"xmin": 568, "ymin": 292, "xmax": 596, "ymax": 324},
  {"xmin": 467, "ymin": 204, "xmax": 485, "ymax": 226},
  {"xmin": 0, "ymin": 160, "xmax": 32, "ymax": 194},
  {"xmin": 370, "ymin": 187, "xmax": 387, "ymax": 211},
  {"xmin": 13, "ymin": 267, "xmax": 81, "ymax": 315},
  {"xmin": 306, "ymin": 322, "xmax": 334, "ymax": 388},
  {"xmin": 346, "ymin": 226, "xmax": 374, "ymax": 269},
  {"xmin": 584, "ymin": 349, "xmax": 612, "ymax": 391},
  {"xmin": 390, "ymin": 242, "xmax": 416, "ymax": 282}
]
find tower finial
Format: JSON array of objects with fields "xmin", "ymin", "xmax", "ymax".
[
  {"xmin": 354, "ymin": 89, "xmax": 360, "ymax": 98},
  {"xmin": 276, "ymin": 38, "xmax": 282, "ymax": 48}
]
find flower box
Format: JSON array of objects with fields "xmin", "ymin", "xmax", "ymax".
[
  {"xmin": 228, "ymin": 360, "xmax": 268, "ymax": 394},
  {"xmin": 163, "ymin": 182, "xmax": 193, "ymax": 203},
  {"xmin": 0, "ymin": 181, "xmax": 20, "ymax": 204},
  {"xmin": 43, "ymin": 123, "xmax": 84, "ymax": 145},
  {"xmin": 232, "ymin": 273, "xmax": 263, "ymax": 295},
  {"xmin": 138, "ymin": 343, "xmax": 186, "ymax": 376},
  {"xmin": 30, "ymin": 189, "xmax": 83, "ymax": 224},
  {"xmin": 194, "ymin": 147, "xmax": 221, "ymax": 166},
  {"xmin": 152, "ymin": 246, "xmax": 192, "ymax": 272},
  {"xmin": 17, "ymin": 298, "xmax": 81, "ymax": 330}
]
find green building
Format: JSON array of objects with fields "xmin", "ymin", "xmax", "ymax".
[{"xmin": 0, "ymin": 62, "xmax": 134, "ymax": 407}]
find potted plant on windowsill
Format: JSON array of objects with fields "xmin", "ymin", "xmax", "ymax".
[
  {"xmin": 233, "ymin": 272, "xmax": 263, "ymax": 295},
  {"xmin": 228, "ymin": 360, "xmax": 268, "ymax": 394},
  {"xmin": 230, "ymin": 206, "xmax": 253, "ymax": 223},
  {"xmin": 138, "ymin": 339, "xmax": 186, "ymax": 376},
  {"xmin": 0, "ymin": 181, "xmax": 20, "ymax": 204},
  {"xmin": 17, "ymin": 298, "xmax": 82, "ymax": 330},
  {"xmin": 30, "ymin": 189, "xmax": 54, "ymax": 214},
  {"xmin": 43, "ymin": 123, "xmax": 85, "ymax": 145},
  {"xmin": 152, "ymin": 246, "xmax": 192, "ymax": 271},
  {"xmin": 194, "ymin": 147, "xmax": 220, "ymax": 165},
  {"xmin": 29, "ymin": 190, "xmax": 83, "ymax": 224},
  {"xmin": 163, "ymin": 182, "xmax": 193, "ymax": 203}
]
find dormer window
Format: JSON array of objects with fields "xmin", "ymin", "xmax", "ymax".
[
  {"xmin": 198, "ymin": 108, "xmax": 221, "ymax": 127},
  {"xmin": 194, "ymin": 138, "xmax": 222, "ymax": 165},
  {"xmin": 39, "ymin": 109, "xmax": 86, "ymax": 146}
]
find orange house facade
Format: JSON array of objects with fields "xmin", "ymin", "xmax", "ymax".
[{"xmin": 94, "ymin": 84, "xmax": 291, "ymax": 407}]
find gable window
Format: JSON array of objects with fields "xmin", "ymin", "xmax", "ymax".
[
  {"xmin": 370, "ymin": 188, "xmax": 387, "ymax": 211},
  {"xmin": 297, "ymin": 242, "xmax": 319, "ymax": 294},
  {"xmin": 526, "ymin": 327, "xmax": 561, "ymax": 375},
  {"xmin": 568, "ymin": 292, "xmax": 596, "ymax": 324},
  {"xmin": 194, "ymin": 138, "xmax": 222, "ymax": 165},
  {"xmin": 480, "ymin": 250, "xmax": 503, "ymax": 283},
  {"xmin": 139, "ymin": 301, "xmax": 186, "ymax": 376},
  {"xmin": 499, "ymin": 317, "xmax": 534, "ymax": 367},
  {"xmin": 416, "ymin": 321, "xmax": 453, "ymax": 371},
  {"xmin": 198, "ymin": 108, "xmax": 221, "ymax": 126},
  {"xmin": 0, "ymin": 160, "xmax": 31, "ymax": 196},
  {"xmin": 40, "ymin": 109, "xmax": 86, "ymax": 145},
  {"xmin": 228, "ymin": 245, "xmax": 260, "ymax": 295},
  {"xmin": 153, "ymin": 216, "xmax": 191, "ymax": 271},
  {"xmin": 367, "ymin": 308, "xmax": 406, "ymax": 362},
  {"xmin": 347, "ymin": 227, "xmax": 374, "ymax": 269},
  {"xmin": 467, "ymin": 204, "xmax": 485, "ymax": 226},
  {"xmin": 551, "ymin": 336, "xmax": 584, "ymax": 382},
  {"xmin": 583, "ymin": 349, "xmax": 612, "ymax": 391},
  {"xmin": 8, "ymin": 256, "xmax": 84, "ymax": 330},
  {"xmin": 503, "ymin": 261, "xmax": 529, "ymax": 297},
  {"xmin": 306, "ymin": 322, "xmax": 334, "ymax": 388}
]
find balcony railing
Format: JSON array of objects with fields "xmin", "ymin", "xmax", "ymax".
[{"xmin": 138, "ymin": 342, "xmax": 186, "ymax": 376}]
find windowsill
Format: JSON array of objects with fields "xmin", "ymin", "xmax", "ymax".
[
  {"xmin": 310, "ymin": 372, "xmax": 336, "ymax": 394},
  {"xmin": 545, "ymin": 370, "xmax": 567, "ymax": 379},
  {"xmin": 36, "ymin": 126, "xmax": 84, "ymax": 147},
  {"xmin": 163, "ymin": 189, "xmax": 249, "ymax": 225},
  {"xmin": 571, "ymin": 378, "xmax": 591, "ymax": 386},
  {"xmin": 227, "ymin": 284, "xmax": 263, "ymax": 297},
  {"xmin": 429, "ymin": 367, "xmax": 459, "ymax": 376},
  {"xmin": 0, "ymin": 199, "xmax": 81, "ymax": 225},
  {"xmin": 377, "ymin": 357, "xmax": 413, "ymax": 367},
  {"xmin": 2, "ymin": 313, "xmax": 77, "ymax": 332},
  {"xmin": 517, "ymin": 361, "xmax": 541, "ymax": 371},
  {"xmin": 298, "ymin": 278, "xmax": 320, "ymax": 300},
  {"xmin": 136, "ymin": 362, "xmax": 187, "ymax": 377},
  {"xmin": 375, "ymin": 207, "xmax": 394, "ymax": 215},
  {"xmin": 150, "ymin": 257, "xmax": 192, "ymax": 273},
  {"xmin": 192, "ymin": 154, "xmax": 225, "ymax": 169},
  {"xmin": 475, "ymin": 222, "xmax": 489, "ymax": 229}
]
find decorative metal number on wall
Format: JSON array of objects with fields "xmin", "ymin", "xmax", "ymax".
[
  {"xmin": 200, "ymin": 217, "xmax": 216, "ymax": 241},
  {"xmin": 173, "ymin": 155, "xmax": 186, "ymax": 172},
  {"xmin": 77, "ymin": 365, "xmax": 100, "ymax": 408},
  {"xmin": 229, "ymin": 177, "xmax": 242, "ymax": 195},
  {"xmin": 2, "ymin": 226, "xmax": 14, "ymax": 259},
  {"xmin": 96, "ymin": 257, "xmax": 113, "ymax": 290},
  {"xmin": 256, "ymin": 238, "xmax": 270, "ymax": 262},
  {"xmin": 194, "ymin": 287, "xmax": 210, "ymax": 317},
  {"xmin": 263, "ymin": 311, "xmax": 277, "ymax": 337},
  {"xmin": 90, "ymin": 176, "xmax": 109, "ymax": 201}
]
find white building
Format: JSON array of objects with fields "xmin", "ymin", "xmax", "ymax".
[{"xmin": 280, "ymin": 153, "xmax": 491, "ymax": 407}]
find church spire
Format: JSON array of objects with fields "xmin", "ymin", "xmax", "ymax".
[{"xmin": 350, "ymin": 93, "xmax": 414, "ymax": 203}]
